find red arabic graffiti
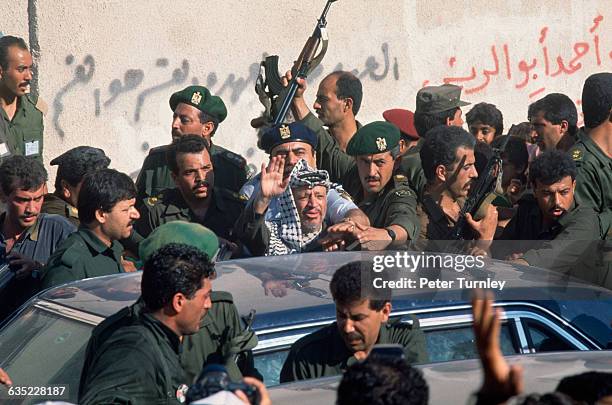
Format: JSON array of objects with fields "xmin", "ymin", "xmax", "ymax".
[{"xmin": 422, "ymin": 15, "xmax": 609, "ymax": 100}]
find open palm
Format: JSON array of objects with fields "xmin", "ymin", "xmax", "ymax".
[{"xmin": 260, "ymin": 155, "xmax": 289, "ymax": 199}]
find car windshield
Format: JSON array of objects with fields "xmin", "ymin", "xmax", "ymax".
[{"xmin": 0, "ymin": 304, "xmax": 93, "ymax": 404}]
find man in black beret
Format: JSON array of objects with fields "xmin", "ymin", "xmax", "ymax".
[
  {"xmin": 135, "ymin": 86, "xmax": 249, "ymax": 202},
  {"xmin": 42, "ymin": 146, "xmax": 111, "ymax": 226}
]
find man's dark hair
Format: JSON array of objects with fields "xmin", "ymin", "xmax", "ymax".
[
  {"xmin": 420, "ymin": 125, "xmax": 476, "ymax": 183},
  {"xmin": 492, "ymin": 135, "xmax": 529, "ymax": 173},
  {"xmin": 0, "ymin": 36, "xmax": 29, "ymax": 70},
  {"xmin": 0, "ymin": 155, "xmax": 47, "ymax": 196},
  {"xmin": 529, "ymin": 150, "xmax": 576, "ymax": 186},
  {"xmin": 466, "ymin": 102, "xmax": 504, "ymax": 135},
  {"xmin": 556, "ymin": 371, "xmax": 612, "ymax": 403},
  {"xmin": 414, "ymin": 107, "xmax": 459, "ymax": 139},
  {"xmin": 54, "ymin": 150, "xmax": 111, "ymax": 191},
  {"xmin": 77, "ymin": 168, "xmax": 136, "ymax": 224},
  {"xmin": 141, "ymin": 243, "xmax": 214, "ymax": 311},
  {"xmin": 508, "ymin": 121, "xmax": 535, "ymax": 143},
  {"xmin": 167, "ymin": 134, "xmax": 211, "ymax": 174},
  {"xmin": 581, "ymin": 72, "xmax": 612, "ymax": 128},
  {"xmin": 518, "ymin": 392, "xmax": 575, "ymax": 405},
  {"xmin": 337, "ymin": 356, "xmax": 429, "ymax": 405},
  {"xmin": 330, "ymin": 261, "xmax": 391, "ymax": 311},
  {"xmin": 528, "ymin": 93, "xmax": 578, "ymax": 136},
  {"xmin": 330, "ymin": 71, "xmax": 363, "ymax": 116},
  {"xmin": 198, "ymin": 111, "xmax": 220, "ymax": 135}
]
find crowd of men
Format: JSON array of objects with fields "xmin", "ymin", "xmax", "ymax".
[{"xmin": 0, "ymin": 33, "xmax": 611, "ymax": 403}]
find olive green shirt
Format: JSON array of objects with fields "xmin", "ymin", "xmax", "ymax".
[
  {"xmin": 279, "ymin": 318, "xmax": 428, "ymax": 383},
  {"xmin": 135, "ymin": 142, "xmax": 248, "ymax": 201},
  {"xmin": 79, "ymin": 311, "xmax": 188, "ymax": 405},
  {"xmin": 397, "ymin": 138, "xmax": 426, "ymax": 201},
  {"xmin": 355, "ymin": 174, "xmax": 420, "ymax": 241},
  {"xmin": 41, "ymin": 193, "xmax": 80, "ymax": 227},
  {"xmin": 40, "ymin": 228, "xmax": 125, "ymax": 290},
  {"xmin": 497, "ymin": 195, "xmax": 610, "ymax": 288},
  {"xmin": 0, "ymin": 95, "xmax": 44, "ymax": 162},
  {"xmin": 300, "ymin": 112, "xmax": 358, "ymax": 184},
  {"xmin": 135, "ymin": 187, "xmax": 246, "ymax": 240},
  {"xmin": 79, "ymin": 292, "xmax": 258, "ymax": 399},
  {"xmin": 570, "ymin": 133, "xmax": 612, "ymax": 240}
]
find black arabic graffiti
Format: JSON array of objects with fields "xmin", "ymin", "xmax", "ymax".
[{"xmin": 52, "ymin": 42, "xmax": 397, "ymax": 130}]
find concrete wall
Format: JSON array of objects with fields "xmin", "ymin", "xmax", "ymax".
[{"xmin": 1, "ymin": 0, "xmax": 611, "ymax": 185}]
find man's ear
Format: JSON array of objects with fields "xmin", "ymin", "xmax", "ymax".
[
  {"xmin": 380, "ymin": 302, "xmax": 392, "ymax": 323},
  {"xmin": 435, "ymin": 164, "xmax": 448, "ymax": 183},
  {"xmin": 94, "ymin": 208, "xmax": 107, "ymax": 224},
  {"xmin": 172, "ymin": 292, "xmax": 186, "ymax": 315},
  {"xmin": 344, "ymin": 98, "xmax": 354, "ymax": 114},
  {"xmin": 571, "ymin": 179, "xmax": 576, "ymax": 193},
  {"xmin": 202, "ymin": 121, "xmax": 215, "ymax": 138},
  {"xmin": 559, "ymin": 120, "xmax": 569, "ymax": 135},
  {"xmin": 60, "ymin": 180, "xmax": 72, "ymax": 201}
]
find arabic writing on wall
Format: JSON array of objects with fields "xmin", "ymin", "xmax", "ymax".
[
  {"xmin": 422, "ymin": 14, "xmax": 609, "ymax": 102},
  {"xmin": 51, "ymin": 43, "xmax": 397, "ymax": 139}
]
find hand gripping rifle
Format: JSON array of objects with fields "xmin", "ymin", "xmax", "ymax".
[
  {"xmin": 255, "ymin": 0, "xmax": 338, "ymax": 125},
  {"xmin": 449, "ymin": 135, "xmax": 511, "ymax": 240}
]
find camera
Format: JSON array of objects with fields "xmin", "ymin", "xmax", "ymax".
[{"xmin": 186, "ymin": 364, "xmax": 260, "ymax": 405}]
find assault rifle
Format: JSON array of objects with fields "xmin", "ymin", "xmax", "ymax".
[
  {"xmin": 449, "ymin": 135, "xmax": 511, "ymax": 240},
  {"xmin": 255, "ymin": 0, "xmax": 338, "ymax": 125}
]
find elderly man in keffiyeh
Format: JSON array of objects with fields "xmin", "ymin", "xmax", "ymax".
[{"xmin": 235, "ymin": 158, "xmax": 352, "ymax": 256}]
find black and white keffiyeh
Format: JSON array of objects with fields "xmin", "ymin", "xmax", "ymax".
[{"xmin": 265, "ymin": 160, "xmax": 344, "ymax": 256}]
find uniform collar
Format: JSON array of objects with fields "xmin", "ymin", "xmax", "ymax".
[
  {"xmin": 141, "ymin": 312, "xmax": 182, "ymax": 354},
  {"xmin": 79, "ymin": 227, "xmax": 123, "ymax": 255},
  {"xmin": 0, "ymin": 212, "xmax": 42, "ymax": 243}
]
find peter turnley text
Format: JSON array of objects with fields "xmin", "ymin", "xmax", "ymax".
[{"xmin": 373, "ymin": 277, "xmax": 507, "ymax": 291}]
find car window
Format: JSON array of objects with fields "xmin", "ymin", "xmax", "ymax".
[
  {"xmin": 0, "ymin": 306, "xmax": 93, "ymax": 404},
  {"xmin": 523, "ymin": 319, "xmax": 574, "ymax": 352},
  {"xmin": 425, "ymin": 322, "xmax": 517, "ymax": 362},
  {"xmin": 254, "ymin": 349, "xmax": 290, "ymax": 387}
]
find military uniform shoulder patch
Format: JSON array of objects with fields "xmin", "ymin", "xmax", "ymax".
[
  {"xmin": 571, "ymin": 148, "xmax": 583, "ymax": 161},
  {"xmin": 145, "ymin": 196, "xmax": 159, "ymax": 207},
  {"xmin": 394, "ymin": 189, "xmax": 412, "ymax": 197},
  {"xmin": 67, "ymin": 205, "xmax": 79, "ymax": 218}
]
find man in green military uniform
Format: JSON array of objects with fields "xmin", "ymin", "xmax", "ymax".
[
  {"xmin": 336, "ymin": 121, "xmax": 420, "ymax": 251},
  {"xmin": 79, "ymin": 243, "xmax": 214, "ymax": 404},
  {"xmin": 415, "ymin": 126, "xmax": 498, "ymax": 253},
  {"xmin": 496, "ymin": 150, "xmax": 610, "ymax": 289},
  {"xmin": 135, "ymin": 135, "xmax": 245, "ymax": 243},
  {"xmin": 136, "ymin": 85, "xmax": 248, "ymax": 200},
  {"xmin": 0, "ymin": 36, "xmax": 44, "ymax": 162},
  {"xmin": 280, "ymin": 260, "xmax": 427, "ymax": 382},
  {"xmin": 398, "ymin": 84, "xmax": 470, "ymax": 200},
  {"xmin": 40, "ymin": 169, "xmax": 140, "ymax": 289},
  {"xmin": 41, "ymin": 146, "xmax": 111, "ymax": 226},
  {"xmin": 79, "ymin": 222, "xmax": 259, "ymax": 399},
  {"xmin": 569, "ymin": 72, "xmax": 612, "ymax": 240}
]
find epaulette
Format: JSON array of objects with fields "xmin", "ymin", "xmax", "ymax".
[
  {"xmin": 217, "ymin": 150, "xmax": 246, "ymax": 168},
  {"xmin": 218, "ymin": 187, "xmax": 248, "ymax": 203},
  {"xmin": 570, "ymin": 147, "xmax": 584, "ymax": 162},
  {"xmin": 66, "ymin": 204, "xmax": 79, "ymax": 219},
  {"xmin": 144, "ymin": 196, "xmax": 160, "ymax": 207},
  {"xmin": 393, "ymin": 174, "xmax": 413, "ymax": 197},
  {"xmin": 211, "ymin": 290, "xmax": 234, "ymax": 303}
]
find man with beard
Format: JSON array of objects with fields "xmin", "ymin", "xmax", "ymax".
[
  {"xmin": 496, "ymin": 150, "xmax": 609, "ymax": 288},
  {"xmin": 239, "ymin": 122, "xmax": 369, "ymax": 245},
  {"xmin": 337, "ymin": 121, "xmax": 420, "ymax": 251},
  {"xmin": 0, "ymin": 156, "xmax": 75, "ymax": 319},
  {"xmin": 0, "ymin": 36, "xmax": 44, "ymax": 161},
  {"xmin": 79, "ymin": 243, "xmax": 214, "ymax": 404},
  {"xmin": 415, "ymin": 125, "xmax": 498, "ymax": 252},
  {"xmin": 135, "ymin": 86, "xmax": 248, "ymax": 200},
  {"xmin": 135, "ymin": 135, "xmax": 245, "ymax": 242},
  {"xmin": 235, "ymin": 158, "xmax": 335, "ymax": 256},
  {"xmin": 40, "ymin": 169, "xmax": 140, "ymax": 289},
  {"xmin": 280, "ymin": 260, "xmax": 427, "ymax": 382},
  {"xmin": 528, "ymin": 93, "xmax": 578, "ymax": 152}
]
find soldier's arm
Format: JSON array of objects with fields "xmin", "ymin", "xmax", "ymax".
[
  {"xmin": 233, "ymin": 201, "xmax": 271, "ymax": 257},
  {"xmin": 382, "ymin": 187, "xmax": 420, "ymax": 243},
  {"xmin": 574, "ymin": 162, "xmax": 603, "ymax": 211}
]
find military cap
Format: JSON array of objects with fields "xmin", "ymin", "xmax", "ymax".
[
  {"xmin": 382, "ymin": 109, "xmax": 419, "ymax": 139},
  {"xmin": 259, "ymin": 122, "xmax": 318, "ymax": 154},
  {"xmin": 50, "ymin": 146, "xmax": 111, "ymax": 183},
  {"xmin": 139, "ymin": 221, "xmax": 219, "ymax": 262},
  {"xmin": 416, "ymin": 84, "xmax": 470, "ymax": 114},
  {"xmin": 346, "ymin": 121, "xmax": 400, "ymax": 156},
  {"xmin": 169, "ymin": 85, "xmax": 227, "ymax": 123}
]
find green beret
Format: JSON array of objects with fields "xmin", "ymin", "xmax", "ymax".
[
  {"xmin": 346, "ymin": 121, "xmax": 400, "ymax": 156},
  {"xmin": 139, "ymin": 221, "xmax": 219, "ymax": 262},
  {"xmin": 169, "ymin": 86, "xmax": 227, "ymax": 123}
]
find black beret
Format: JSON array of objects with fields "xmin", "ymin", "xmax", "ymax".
[{"xmin": 51, "ymin": 146, "xmax": 111, "ymax": 183}]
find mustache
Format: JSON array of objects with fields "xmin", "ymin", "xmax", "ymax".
[
  {"xmin": 365, "ymin": 176, "xmax": 380, "ymax": 182},
  {"xmin": 549, "ymin": 205, "xmax": 565, "ymax": 213},
  {"xmin": 192, "ymin": 180, "xmax": 210, "ymax": 190},
  {"xmin": 343, "ymin": 332, "xmax": 364, "ymax": 341}
]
